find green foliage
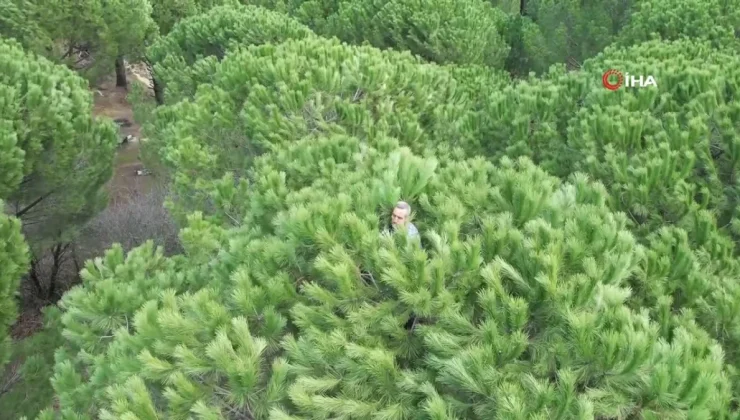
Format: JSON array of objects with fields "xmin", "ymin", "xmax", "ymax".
[
  {"xmin": 0, "ymin": 83, "xmax": 25, "ymax": 198},
  {"xmin": 280, "ymin": 0, "xmax": 342, "ymax": 33},
  {"xmin": 478, "ymin": 38, "xmax": 740, "ymax": 237},
  {"xmin": 521, "ymin": 0, "xmax": 634, "ymax": 69},
  {"xmin": 489, "ymin": 0, "xmax": 520, "ymax": 14},
  {"xmin": 146, "ymin": 3, "xmax": 315, "ymax": 103},
  {"xmin": 0, "ymin": 39, "xmax": 118, "ymax": 249},
  {"xmin": 98, "ymin": 0, "xmax": 157, "ymax": 61},
  {"xmin": 142, "ymin": 37, "xmax": 485, "ymax": 223},
  {"xmin": 0, "ymin": 203, "xmax": 28, "ymax": 369},
  {"xmin": 325, "ymin": 0, "xmax": 511, "ymax": 67},
  {"xmin": 616, "ymin": 0, "xmax": 740, "ymax": 48},
  {"xmin": 44, "ymin": 140, "xmax": 736, "ymax": 417},
  {"xmin": 149, "ymin": 0, "xmax": 226, "ymax": 35},
  {"xmin": 500, "ymin": 15, "xmax": 551, "ymax": 76},
  {"xmin": 441, "ymin": 63, "xmax": 512, "ymax": 108},
  {"xmin": 7, "ymin": 0, "xmax": 740, "ymax": 418},
  {"xmin": 33, "ymin": 0, "xmax": 156, "ymax": 80},
  {"xmin": 0, "ymin": 0, "xmax": 53, "ymax": 54},
  {"xmin": 0, "ymin": 40, "xmax": 115, "ymax": 412},
  {"xmin": 474, "ymin": 38, "xmax": 740, "ymax": 402},
  {"xmin": 278, "ymin": 0, "xmax": 511, "ymax": 67},
  {"xmin": 41, "ymin": 26, "xmax": 740, "ymax": 419},
  {"xmin": 0, "ymin": 307, "xmax": 64, "ymax": 419}
]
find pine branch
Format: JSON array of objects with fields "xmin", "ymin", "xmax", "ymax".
[{"xmin": 15, "ymin": 190, "xmax": 55, "ymax": 218}]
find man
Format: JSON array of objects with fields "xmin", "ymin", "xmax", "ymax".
[{"xmin": 391, "ymin": 201, "xmax": 419, "ymax": 238}]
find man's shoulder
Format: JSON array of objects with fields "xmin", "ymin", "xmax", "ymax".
[{"xmin": 407, "ymin": 223, "xmax": 419, "ymax": 236}]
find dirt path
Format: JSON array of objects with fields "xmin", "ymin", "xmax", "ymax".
[{"xmin": 92, "ymin": 70, "xmax": 153, "ymax": 206}]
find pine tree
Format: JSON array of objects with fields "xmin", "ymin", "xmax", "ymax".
[
  {"xmin": 0, "ymin": 205, "xmax": 28, "ymax": 369},
  {"xmin": 11, "ymin": 0, "xmax": 156, "ymax": 83},
  {"xmin": 0, "ymin": 0, "xmax": 53, "ymax": 55},
  {"xmin": 523, "ymin": 0, "xmax": 634, "ymax": 68},
  {"xmin": 616, "ymin": 0, "xmax": 740, "ymax": 48},
  {"xmin": 0, "ymin": 306, "xmax": 64, "ymax": 418},
  {"xmin": 39, "ymin": 32, "xmax": 740, "ymax": 420},
  {"xmin": 0, "ymin": 39, "xmax": 118, "ymax": 297},
  {"xmin": 477, "ymin": 38, "xmax": 740, "ymax": 236},
  {"xmin": 146, "ymin": 3, "xmax": 315, "ymax": 103},
  {"xmin": 324, "ymin": 0, "xmax": 511, "ymax": 67},
  {"xmin": 6, "ymin": 0, "xmax": 740, "ymax": 418},
  {"xmin": 141, "ymin": 37, "xmax": 484, "ymax": 224},
  {"xmin": 149, "ymin": 0, "xmax": 225, "ymax": 36},
  {"xmin": 42, "ymin": 136, "xmax": 736, "ymax": 417}
]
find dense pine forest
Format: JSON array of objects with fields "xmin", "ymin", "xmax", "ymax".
[{"xmin": 2, "ymin": 0, "xmax": 740, "ymax": 418}]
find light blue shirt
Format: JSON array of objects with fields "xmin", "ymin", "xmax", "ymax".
[{"xmin": 407, "ymin": 223, "xmax": 419, "ymax": 237}]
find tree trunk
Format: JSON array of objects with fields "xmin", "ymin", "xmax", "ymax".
[
  {"xmin": 153, "ymin": 76, "xmax": 165, "ymax": 105},
  {"xmin": 71, "ymin": 244, "xmax": 81, "ymax": 277},
  {"xmin": 520, "ymin": 0, "xmax": 527, "ymax": 16},
  {"xmin": 15, "ymin": 190, "xmax": 53, "ymax": 218},
  {"xmin": 144, "ymin": 58, "xmax": 165, "ymax": 105},
  {"xmin": 28, "ymin": 259, "xmax": 43, "ymax": 297},
  {"xmin": 115, "ymin": 56, "xmax": 128, "ymax": 89},
  {"xmin": 46, "ymin": 243, "xmax": 66, "ymax": 300}
]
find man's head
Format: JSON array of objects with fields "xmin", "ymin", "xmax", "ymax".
[{"xmin": 392, "ymin": 201, "xmax": 411, "ymax": 227}]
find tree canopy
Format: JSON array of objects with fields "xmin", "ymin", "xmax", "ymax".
[
  {"xmin": 0, "ymin": 39, "xmax": 118, "ymax": 251},
  {"xmin": 144, "ymin": 36, "xmax": 489, "ymax": 223},
  {"xmin": 323, "ymin": 0, "xmax": 511, "ymax": 67},
  {"xmin": 39, "ymin": 27, "xmax": 740, "ymax": 420},
  {"xmin": 0, "ymin": 0, "xmax": 156, "ymax": 82},
  {"xmin": 45, "ymin": 145, "xmax": 735, "ymax": 418},
  {"xmin": 146, "ymin": 3, "xmax": 315, "ymax": 103},
  {"xmin": 615, "ymin": 0, "xmax": 740, "ymax": 48},
  {"xmin": 0, "ymin": 36, "xmax": 118, "ymax": 384},
  {"xmin": 0, "ymin": 38, "xmax": 118, "ymax": 327},
  {"xmin": 3, "ymin": 0, "xmax": 740, "ymax": 418}
]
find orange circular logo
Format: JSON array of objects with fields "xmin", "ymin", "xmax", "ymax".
[{"xmin": 602, "ymin": 69, "xmax": 623, "ymax": 90}]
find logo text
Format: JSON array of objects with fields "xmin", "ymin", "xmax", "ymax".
[{"xmin": 602, "ymin": 69, "xmax": 657, "ymax": 90}]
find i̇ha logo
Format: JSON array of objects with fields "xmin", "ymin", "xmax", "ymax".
[{"xmin": 602, "ymin": 69, "xmax": 656, "ymax": 90}]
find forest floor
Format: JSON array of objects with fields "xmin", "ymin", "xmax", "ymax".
[{"xmin": 93, "ymin": 71, "xmax": 151, "ymax": 206}]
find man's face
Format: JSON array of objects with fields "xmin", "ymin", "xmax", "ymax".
[{"xmin": 391, "ymin": 207, "xmax": 408, "ymax": 227}]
